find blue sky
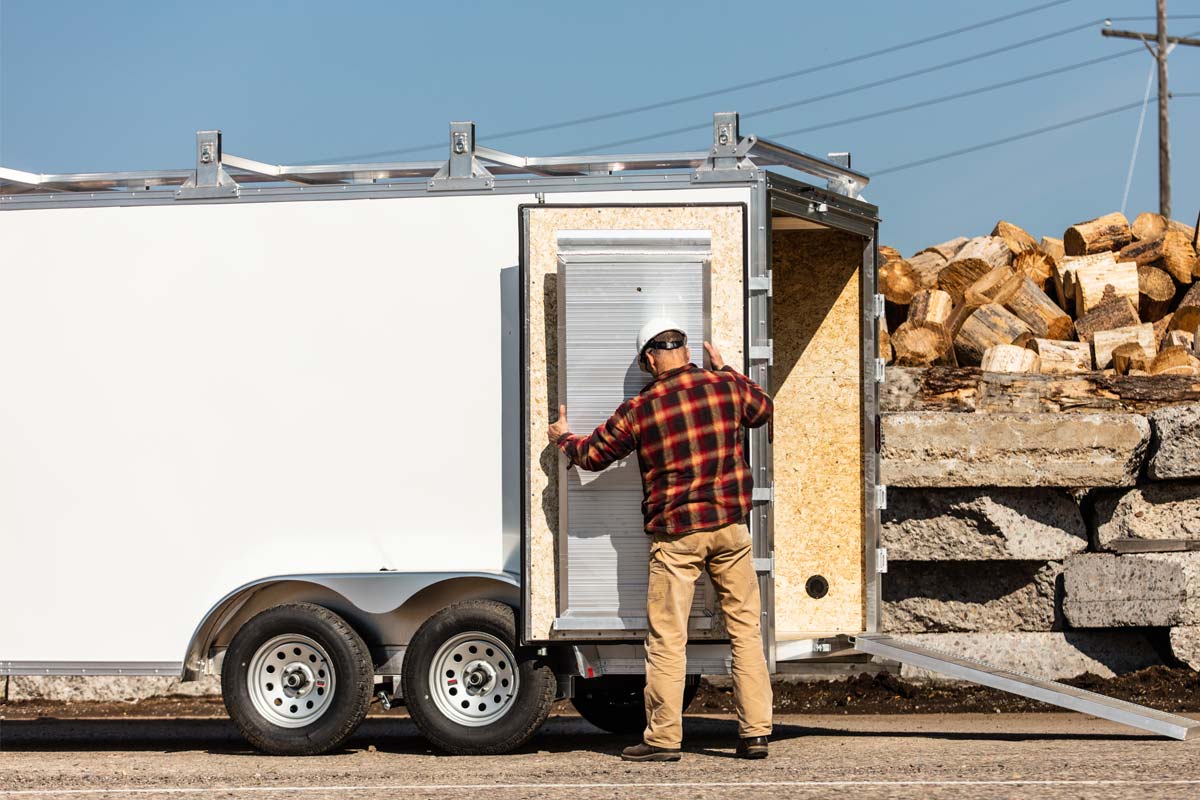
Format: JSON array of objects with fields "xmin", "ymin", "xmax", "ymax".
[{"xmin": 1, "ymin": 0, "xmax": 1197, "ymax": 253}]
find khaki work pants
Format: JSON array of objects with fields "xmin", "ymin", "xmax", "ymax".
[{"xmin": 643, "ymin": 522, "xmax": 773, "ymax": 748}]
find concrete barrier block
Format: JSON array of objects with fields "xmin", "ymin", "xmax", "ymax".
[
  {"xmin": 1169, "ymin": 627, "xmax": 1200, "ymax": 672},
  {"xmin": 882, "ymin": 488, "xmax": 1087, "ymax": 560},
  {"xmin": 1147, "ymin": 403, "xmax": 1200, "ymax": 480},
  {"xmin": 1063, "ymin": 552, "xmax": 1200, "ymax": 627},
  {"xmin": 883, "ymin": 561, "xmax": 1061, "ymax": 632},
  {"xmin": 1092, "ymin": 483, "xmax": 1200, "ymax": 550},
  {"xmin": 896, "ymin": 630, "xmax": 1164, "ymax": 680},
  {"xmin": 880, "ymin": 412, "xmax": 1150, "ymax": 488}
]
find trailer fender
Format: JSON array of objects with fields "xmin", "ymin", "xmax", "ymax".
[{"xmin": 182, "ymin": 572, "xmax": 519, "ymax": 680}]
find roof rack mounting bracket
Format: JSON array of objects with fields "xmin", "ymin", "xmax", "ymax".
[
  {"xmin": 176, "ymin": 130, "xmax": 240, "ymax": 200},
  {"xmin": 428, "ymin": 121, "xmax": 495, "ymax": 192},
  {"xmin": 692, "ymin": 112, "xmax": 760, "ymax": 184}
]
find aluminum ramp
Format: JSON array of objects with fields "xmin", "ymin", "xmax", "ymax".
[{"xmin": 850, "ymin": 633, "xmax": 1200, "ymax": 741}]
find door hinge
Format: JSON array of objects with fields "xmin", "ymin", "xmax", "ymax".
[
  {"xmin": 750, "ymin": 341, "xmax": 773, "ymax": 365},
  {"xmin": 876, "ymin": 548, "xmax": 889, "ymax": 573},
  {"xmin": 874, "ymin": 357, "xmax": 886, "ymax": 383},
  {"xmin": 751, "ymin": 486, "xmax": 773, "ymax": 505},
  {"xmin": 753, "ymin": 553, "xmax": 775, "ymax": 576},
  {"xmin": 874, "ymin": 484, "xmax": 888, "ymax": 510},
  {"xmin": 873, "ymin": 293, "xmax": 885, "ymax": 319},
  {"xmin": 748, "ymin": 272, "xmax": 772, "ymax": 297}
]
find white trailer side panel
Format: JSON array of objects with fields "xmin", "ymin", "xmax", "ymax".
[
  {"xmin": 0, "ymin": 194, "xmax": 533, "ymax": 662},
  {"xmin": 0, "ymin": 186, "xmax": 749, "ymax": 665}
]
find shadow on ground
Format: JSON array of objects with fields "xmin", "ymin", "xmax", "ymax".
[{"xmin": 0, "ymin": 713, "xmax": 1157, "ymax": 757}]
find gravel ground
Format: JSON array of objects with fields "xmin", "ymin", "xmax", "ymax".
[{"xmin": 2, "ymin": 710, "xmax": 1199, "ymax": 800}]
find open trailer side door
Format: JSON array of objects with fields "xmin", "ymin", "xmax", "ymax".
[
  {"xmin": 519, "ymin": 202, "xmax": 752, "ymax": 644},
  {"xmin": 763, "ymin": 177, "xmax": 883, "ymax": 654}
]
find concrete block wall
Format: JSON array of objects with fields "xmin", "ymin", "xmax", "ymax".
[{"xmin": 880, "ymin": 393, "xmax": 1200, "ymax": 680}]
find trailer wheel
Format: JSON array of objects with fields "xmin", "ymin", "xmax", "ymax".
[
  {"xmin": 221, "ymin": 603, "xmax": 373, "ymax": 756},
  {"xmin": 402, "ymin": 600, "xmax": 555, "ymax": 755},
  {"xmin": 571, "ymin": 674, "xmax": 701, "ymax": 735}
]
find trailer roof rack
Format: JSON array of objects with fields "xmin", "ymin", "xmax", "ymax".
[{"xmin": 0, "ymin": 112, "xmax": 869, "ymax": 200}]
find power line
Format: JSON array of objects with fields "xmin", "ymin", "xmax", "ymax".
[
  {"xmin": 871, "ymin": 101, "xmax": 1145, "ymax": 176},
  {"xmin": 869, "ymin": 27, "xmax": 1200, "ymax": 178},
  {"xmin": 764, "ymin": 45, "xmax": 1144, "ymax": 139},
  {"xmin": 575, "ymin": 18, "xmax": 1110, "ymax": 153},
  {"xmin": 307, "ymin": 0, "xmax": 1077, "ymax": 163}
]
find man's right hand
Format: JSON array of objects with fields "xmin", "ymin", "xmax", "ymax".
[
  {"xmin": 548, "ymin": 405, "xmax": 571, "ymax": 444},
  {"xmin": 704, "ymin": 341, "xmax": 725, "ymax": 370}
]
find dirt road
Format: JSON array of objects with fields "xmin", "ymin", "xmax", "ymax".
[{"xmin": 2, "ymin": 710, "xmax": 1199, "ymax": 800}]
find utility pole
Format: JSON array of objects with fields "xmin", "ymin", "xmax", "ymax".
[{"xmin": 1102, "ymin": 0, "xmax": 1200, "ymax": 219}]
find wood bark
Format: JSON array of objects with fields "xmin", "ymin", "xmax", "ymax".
[
  {"xmin": 1119, "ymin": 237, "xmax": 1165, "ymax": 266},
  {"xmin": 953, "ymin": 303, "xmax": 1031, "ymax": 366},
  {"xmin": 991, "ymin": 220, "xmax": 1038, "ymax": 256},
  {"xmin": 907, "ymin": 251, "xmax": 946, "ymax": 290},
  {"xmin": 918, "ymin": 236, "xmax": 968, "ymax": 261},
  {"xmin": 1004, "ymin": 277, "xmax": 1073, "ymax": 340},
  {"xmin": 980, "ymin": 343, "xmax": 1039, "ymax": 373},
  {"xmin": 891, "ymin": 322, "xmax": 947, "ymax": 366},
  {"xmin": 1074, "ymin": 295, "xmax": 1140, "ymax": 343},
  {"xmin": 1111, "ymin": 343, "xmax": 1149, "ymax": 375},
  {"xmin": 1012, "ymin": 247, "xmax": 1055, "ymax": 292},
  {"xmin": 1073, "ymin": 258, "xmax": 1139, "ymax": 315},
  {"xmin": 1040, "ymin": 236, "xmax": 1065, "ymax": 262},
  {"xmin": 1093, "ymin": 323, "xmax": 1157, "ymax": 370},
  {"xmin": 907, "ymin": 290, "xmax": 954, "ymax": 337},
  {"xmin": 1161, "ymin": 230, "xmax": 1198, "ymax": 284},
  {"xmin": 1137, "ymin": 264, "xmax": 1176, "ymax": 322},
  {"xmin": 964, "ymin": 264, "xmax": 1023, "ymax": 306},
  {"xmin": 881, "ymin": 366, "xmax": 1200, "ymax": 414},
  {"xmin": 1064, "ymin": 211, "xmax": 1133, "ymax": 255},
  {"xmin": 1022, "ymin": 337, "xmax": 1091, "ymax": 374}
]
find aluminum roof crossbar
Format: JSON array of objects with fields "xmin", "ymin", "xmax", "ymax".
[{"xmin": 0, "ymin": 112, "xmax": 869, "ymax": 199}]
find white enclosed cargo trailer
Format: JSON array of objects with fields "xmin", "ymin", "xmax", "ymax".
[{"xmin": 2, "ymin": 115, "xmax": 1195, "ymax": 754}]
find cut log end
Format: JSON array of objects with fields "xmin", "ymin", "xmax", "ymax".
[{"xmin": 980, "ymin": 343, "xmax": 1040, "ymax": 373}]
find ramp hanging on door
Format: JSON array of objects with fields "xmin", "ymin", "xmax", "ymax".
[{"xmin": 521, "ymin": 204, "xmax": 747, "ymax": 643}]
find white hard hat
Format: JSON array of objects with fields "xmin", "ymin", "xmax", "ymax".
[{"xmin": 637, "ymin": 317, "xmax": 687, "ymax": 371}]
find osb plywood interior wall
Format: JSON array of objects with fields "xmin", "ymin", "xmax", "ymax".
[
  {"xmin": 772, "ymin": 227, "xmax": 865, "ymax": 637},
  {"xmin": 525, "ymin": 205, "xmax": 745, "ymax": 641}
]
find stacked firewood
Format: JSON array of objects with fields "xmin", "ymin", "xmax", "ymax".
[{"xmin": 880, "ymin": 211, "xmax": 1200, "ymax": 376}]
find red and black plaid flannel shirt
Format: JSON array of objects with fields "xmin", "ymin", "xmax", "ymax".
[{"xmin": 557, "ymin": 363, "xmax": 773, "ymax": 536}]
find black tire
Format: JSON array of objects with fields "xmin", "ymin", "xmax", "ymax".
[
  {"xmin": 402, "ymin": 600, "xmax": 555, "ymax": 755},
  {"xmin": 221, "ymin": 602, "xmax": 373, "ymax": 756},
  {"xmin": 571, "ymin": 674, "xmax": 701, "ymax": 734}
]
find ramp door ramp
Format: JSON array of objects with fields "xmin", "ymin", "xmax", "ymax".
[{"xmin": 850, "ymin": 633, "xmax": 1200, "ymax": 741}]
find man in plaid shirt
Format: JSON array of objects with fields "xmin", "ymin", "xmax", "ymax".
[{"xmin": 548, "ymin": 320, "xmax": 773, "ymax": 762}]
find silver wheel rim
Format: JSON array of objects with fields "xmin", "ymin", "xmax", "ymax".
[
  {"xmin": 247, "ymin": 634, "xmax": 336, "ymax": 728},
  {"xmin": 429, "ymin": 631, "xmax": 519, "ymax": 727}
]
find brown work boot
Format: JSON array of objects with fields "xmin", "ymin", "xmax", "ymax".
[
  {"xmin": 736, "ymin": 736, "xmax": 769, "ymax": 759},
  {"xmin": 621, "ymin": 742, "xmax": 682, "ymax": 762}
]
